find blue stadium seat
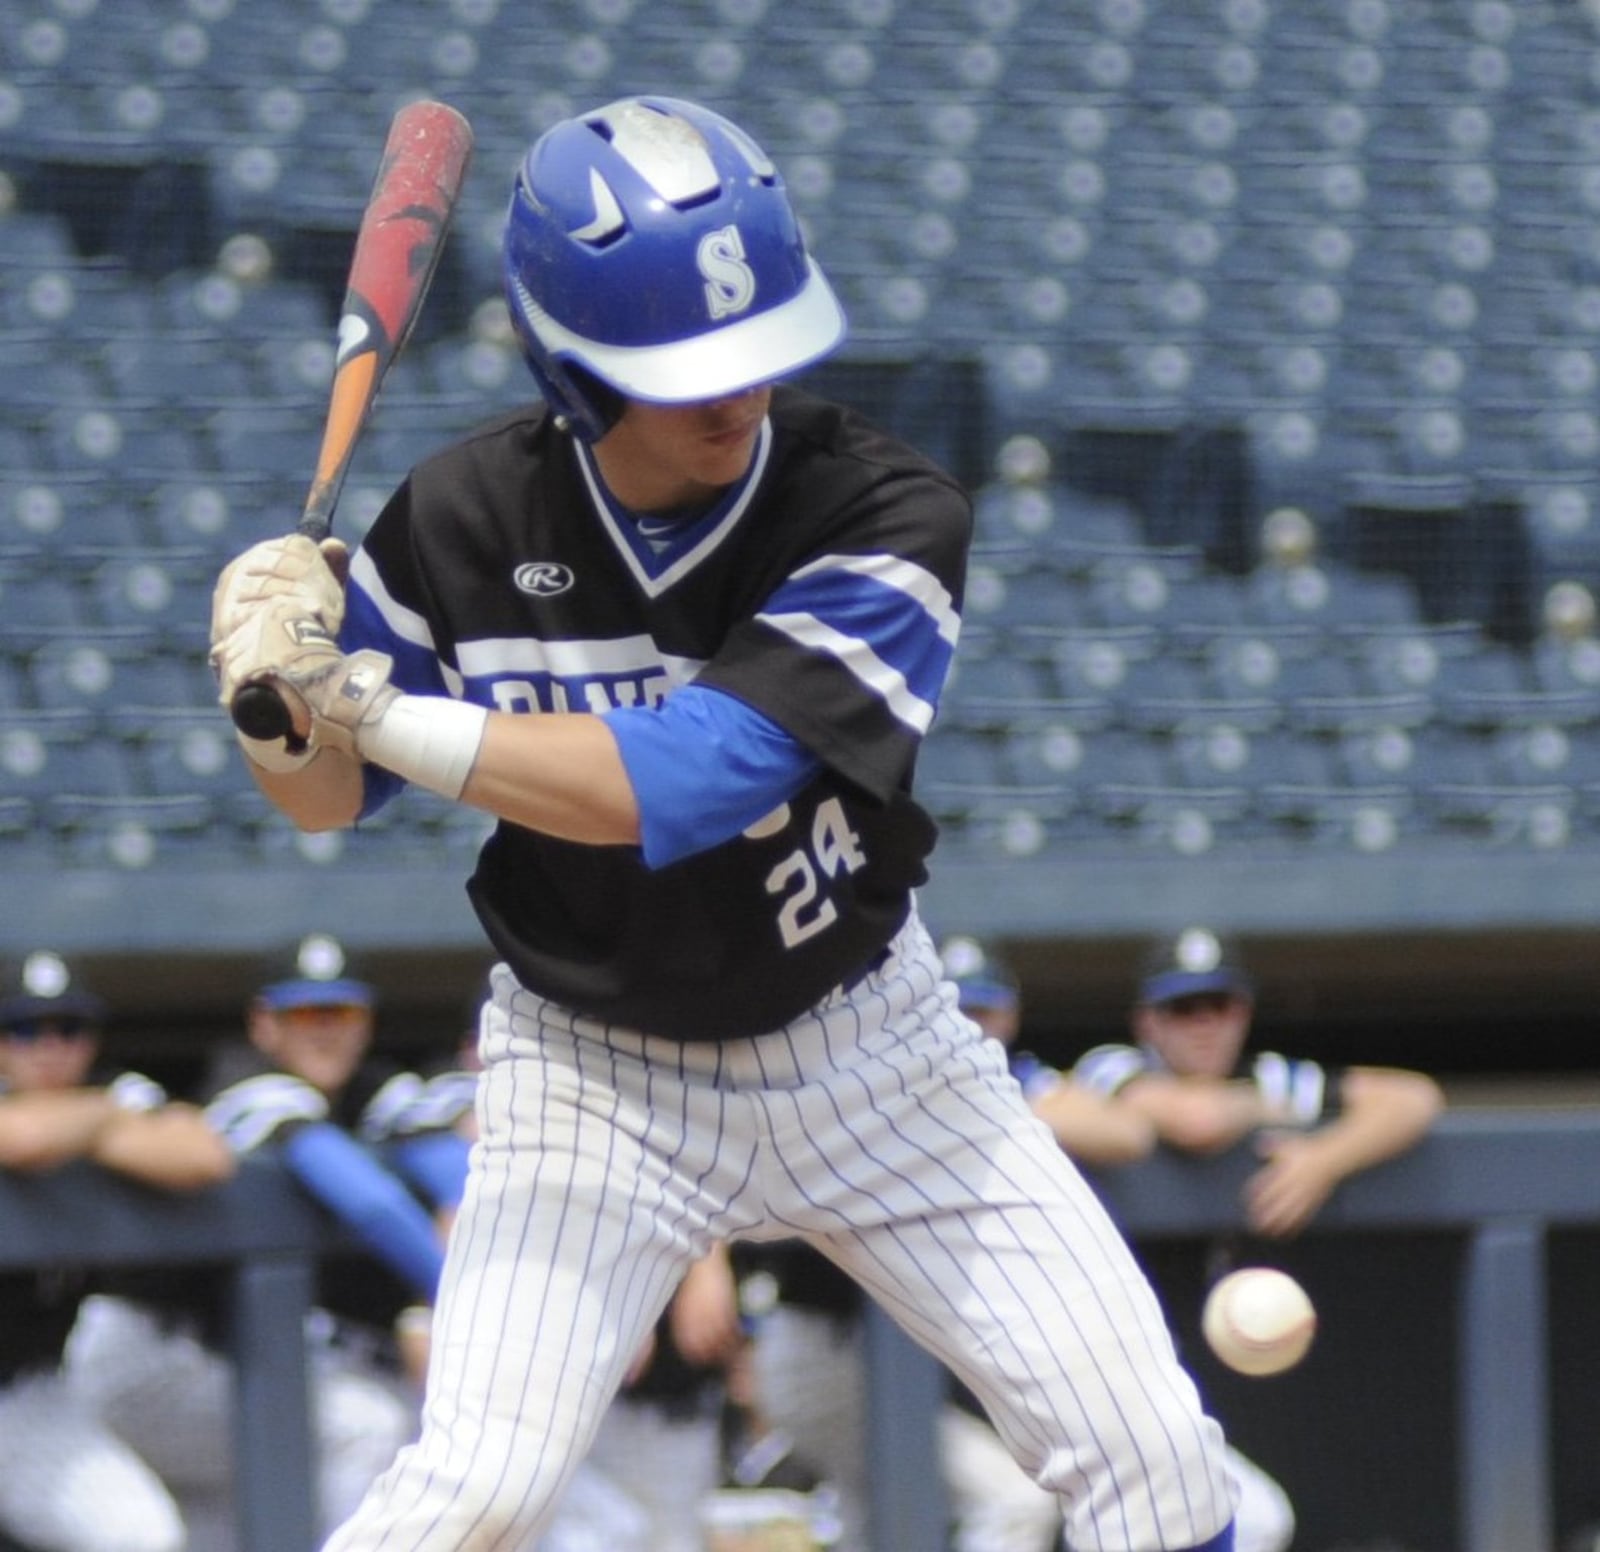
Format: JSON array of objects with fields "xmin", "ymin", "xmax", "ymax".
[
  {"xmin": 0, "ymin": 473, "xmax": 145, "ymax": 554},
  {"xmin": 1259, "ymin": 784, "xmax": 1419, "ymax": 854},
  {"xmin": 1006, "ymin": 722, "xmax": 1171, "ymax": 797},
  {"xmin": 209, "ymin": 403, "xmax": 321, "ymax": 476},
  {"xmin": 29, "ymin": 635, "xmax": 214, "ymax": 721},
  {"xmin": 1044, "ymin": 624, "xmax": 1162, "ymax": 706},
  {"xmin": 0, "ymin": 348, "xmax": 105, "ymax": 409},
  {"xmin": 940, "ymin": 646, "xmax": 1061, "ymax": 729},
  {"xmin": 968, "ymin": 566, "xmax": 1090, "ymax": 637},
  {"xmin": 132, "ymin": 713, "xmax": 255, "ymax": 801},
  {"xmin": 156, "ymin": 270, "xmax": 328, "ymax": 338},
  {"xmin": 2, "ymin": 265, "xmax": 161, "ymax": 335},
  {"xmin": 1491, "ymin": 722, "xmax": 1600, "ymax": 788},
  {"xmin": 1339, "ymin": 722, "xmax": 1497, "ymax": 791},
  {"xmin": 144, "ymin": 474, "xmax": 302, "ymax": 554},
  {"xmin": 1171, "ymin": 717, "xmax": 1334, "ymax": 792},
  {"xmin": 0, "ymin": 565, "xmax": 91, "ymax": 649},
  {"xmin": 1093, "ymin": 780, "xmax": 1257, "ymax": 855},
  {"xmin": 0, "ymin": 715, "xmax": 139, "ymax": 801},
  {"xmin": 55, "ymin": 793, "xmax": 224, "ymax": 869},
  {"xmin": 85, "ymin": 548, "xmax": 213, "ymax": 649},
  {"xmin": 917, "ymin": 725, "xmax": 1008, "ymax": 785},
  {"xmin": 1109, "ymin": 657, "xmax": 1212, "ymax": 732},
  {"xmin": 1343, "ymin": 621, "xmax": 1497, "ymax": 697},
  {"xmin": 99, "ymin": 332, "xmax": 259, "ymax": 406},
  {"xmin": 41, "ymin": 407, "xmax": 206, "ymax": 478},
  {"xmin": 1245, "ymin": 560, "xmax": 1424, "ymax": 630},
  {"xmin": 0, "ymin": 209, "xmax": 77, "ymax": 263}
]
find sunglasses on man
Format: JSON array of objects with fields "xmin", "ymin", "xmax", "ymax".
[
  {"xmin": 1156, "ymin": 991, "xmax": 1245, "ymax": 1019},
  {"xmin": 3, "ymin": 1016, "xmax": 98, "ymax": 1042}
]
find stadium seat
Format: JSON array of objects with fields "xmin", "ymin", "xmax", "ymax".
[
  {"xmin": 0, "ymin": 716, "xmax": 139, "ymax": 801},
  {"xmin": 1171, "ymin": 718, "xmax": 1334, "ymax": 792},
  {"xmin": 54, "ymin": 793, "xmax": 223, "ymax": 869},
  {"xmin": 132, "ymin": 713, "xmax": 257, "ymax": 801},
  {"xmin": 0, "ymin": 208, "xmax": 78, "ymax": 264},
  {"xmin": 99, "ymin": 332, "xmax": 259, "ymax": 406},
  {"xmin": 0, "ymin": 565, "xmax": 90, "ymax": 649},
  {"xmin": 1005, "ymin": 722, "xmax": 1172, "ymax": 798},
  {"xmin": 85, "ymin": 548, "xmax": 213, "ymax": 649}
]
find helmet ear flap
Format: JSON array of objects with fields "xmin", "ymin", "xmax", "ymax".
[{"xmin": 564, "ymin": 363, "xmax": 626, "ymax": 438}]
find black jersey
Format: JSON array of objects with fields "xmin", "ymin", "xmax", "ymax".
[{"xmin": 345, "ymin": 385, "xmax": 971, "ymax": 1041}]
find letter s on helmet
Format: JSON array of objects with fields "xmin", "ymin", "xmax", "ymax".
[{"xmin": 502, "ymin": 96, "xmax": 848, "ymax": 441}]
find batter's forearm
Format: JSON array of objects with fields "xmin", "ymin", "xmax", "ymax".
[
  {"xmin": 460, "ymin": 711, "xmax": 641, "ymax": 846},
  {"xmin": 249, "ymin": 744, "xmax": 366, "ymax": 831}
]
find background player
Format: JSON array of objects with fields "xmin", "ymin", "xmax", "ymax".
[
  {"xmin": 1077, "ymin": 927, "xmax": 1446, "ymax": 1239},
  {"xmin": 208, "ymin": 95, "xmax": 1240, "ymax": 1552},
  {"xmin": 0, "ymin": 950, "xmax": 234, "ymax": 1552},
  {"xmin": 69, "ymin": 933, "xmax": 474, "ymax": 1549},
  {"xmin": 1074, "ymin": 926, "xmax": 1446, "ymax": 1550}
]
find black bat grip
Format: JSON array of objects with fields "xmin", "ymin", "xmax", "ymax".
[{"xmin": 230, "ymin": 680, "xmax": 295, "ymax": 742}]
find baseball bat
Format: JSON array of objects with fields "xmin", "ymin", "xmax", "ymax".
[{"xmin": 229, "ymin": 98, "xmax": 474, "ymax": 742}]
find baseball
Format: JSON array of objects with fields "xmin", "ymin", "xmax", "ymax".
[{"xmin": 1201, "ymin": 1268, "xmax": 1317, "ymax": 1376}]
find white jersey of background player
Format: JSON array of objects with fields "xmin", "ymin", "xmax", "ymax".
[{"xmin": 209, "ymin": 96, "xmax": 1240, "ymax": 1552}]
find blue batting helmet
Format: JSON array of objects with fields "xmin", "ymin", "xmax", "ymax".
[{"xmin": 502, "ymin": 96, "xmax": 847, "ymax": 441}]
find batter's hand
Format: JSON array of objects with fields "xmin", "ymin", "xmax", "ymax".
[
  {"xmin": 210, "ymin": 596, "xmax": 341, "ymax": 712},
  {"xmin": 211, "ymin": 534, "xmax": 350, "ymax": 648},
  {"xmin": 266, "ymin": 645, "xmax": 401, "ymax": 759}
]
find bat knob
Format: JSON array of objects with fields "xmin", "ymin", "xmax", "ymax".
[{"xmin": 231, "ymin": 682, "xmax": 295, "ymax": 742}]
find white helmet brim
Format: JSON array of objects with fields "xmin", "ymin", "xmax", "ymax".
[{"xmin": 519, "ymin": 257, "xmax": 847, "ymax": 405}]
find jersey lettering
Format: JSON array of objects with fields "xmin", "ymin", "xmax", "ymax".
[
  {"xmin": 765, "ymin": 796, "xmax": 868, "ymax": 950},
  {"xmin": 488, "ymin": 669, "xmax": 672, "ymax": 714},
  {"xmin": 698, "ymin": 224, "xmax": 757, "ymax": 320}
]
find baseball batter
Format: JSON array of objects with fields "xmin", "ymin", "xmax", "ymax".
[{"xmin": 208, "ymin": 96, "xmax": 1239, "ymax": 1552}]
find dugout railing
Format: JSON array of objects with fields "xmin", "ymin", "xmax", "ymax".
[{"xmin": 2, "ymin": 1108, "xmax": 1594, "ymax": 1552}]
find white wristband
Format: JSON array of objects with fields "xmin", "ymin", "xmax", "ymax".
[
  {"xmin": 355, "ymin": 694, "xmax": 488, "ymax": 800},
  {"xmin": 237, "ymin": 731, "xmax": 318, "ymax": 773}
]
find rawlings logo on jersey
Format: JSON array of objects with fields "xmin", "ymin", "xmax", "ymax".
[
  {"xmin": 514, "ymin": 562, "xmax": 575, "ymax": 597},
  {"xmin": 698, "ymin": 224, "xmax": 756, "ymax": 320}
]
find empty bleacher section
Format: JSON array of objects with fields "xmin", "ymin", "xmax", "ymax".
[{"xmin": 6, "ymin": 0, "xmax": 1600, "ymax": 948}]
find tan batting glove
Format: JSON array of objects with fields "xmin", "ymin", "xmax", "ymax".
[
  {"xmin": 210, "ymin": 535, "xmax": 350, "ymax": 651},
  {"xmin": 210, "ymin": 599, "xmax": 342, "ymax": 711},
  {"xmin": 268, "ymin": 647, "xmax": 401, "ymax": 760}
]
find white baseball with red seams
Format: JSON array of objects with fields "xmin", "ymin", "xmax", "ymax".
[{"xmin": 1202, "ymin": 1269, "xmax": 1318, "ymax": 1377}]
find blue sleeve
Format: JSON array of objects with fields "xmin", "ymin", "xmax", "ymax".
[
  {"xmin": 385, "ymin": 1130, "xmax": 472, "ymax": 1211},
  {"xmin": 340, "ymin": 567, "xmax": 441, "ymax": 820},
  {"xmin": 603, "ymin": 683, "xmax": 822, "ymax": 868},
  {"xmin": 279, "ymin": 1122, "xmax": 445, "ymax": 1300}
]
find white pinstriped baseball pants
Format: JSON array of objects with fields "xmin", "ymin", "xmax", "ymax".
[{"xmin": 322, "ymin": 909, "xmax": 1236, "ymax": 1552}]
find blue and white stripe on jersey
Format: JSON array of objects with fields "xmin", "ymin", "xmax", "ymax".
[
  {"xmin": 342, "ymin": 548, "xmax": 460, "ymax": 699},
  {"xmin": 1250, "ymin": 1051, "xmax": 1327, "ymax": 1124},
  {"xmin": 1075, "ymin": 1042, "xmax": 1333, "ymax": 1127},
  {"xmin": 754, "ymin": 550, "xmax": 961, "ymax": 736}
]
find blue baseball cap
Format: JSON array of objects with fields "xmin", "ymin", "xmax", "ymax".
[
  {"xmin": 258, "ymin": 933, "xmax": 374, "ymax": 1012},
  {"xmin": 0, "ymin": 950, "xmax": 107, "ymax": 1029},
  {"xmin": 940, "ymin": 934, "xmax": 1020, "ymax": 1012},
  {"xmin": 1139, "ymin": 927, "xmax": 1253, "ymax": 1006}
]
